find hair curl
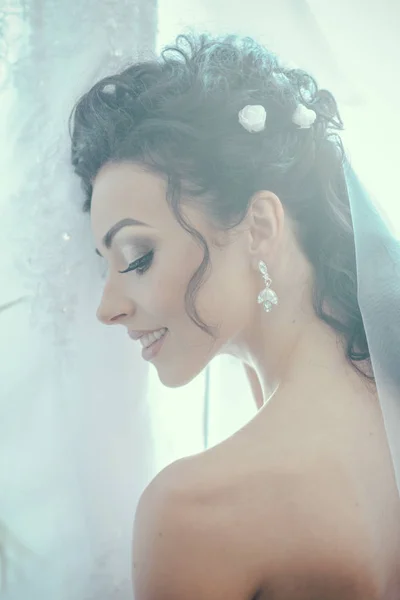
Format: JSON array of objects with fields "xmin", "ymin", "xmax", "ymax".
[{"xmin": 70, "ymin": 32, "xmax": 371, "ymax": 376}]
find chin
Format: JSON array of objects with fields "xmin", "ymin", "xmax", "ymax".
[
  {"xmin": 152, "ymin": 337, "xmax": 220, "ymax": 387},
  {"xmin": 154, "ymin": 357, "xmax": 211, "ymax": 389},
  {"xmin": 154, "ymin": 367, "xmax": 199, "ymax": 388}
]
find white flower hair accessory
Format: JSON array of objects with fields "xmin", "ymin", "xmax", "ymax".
[
  {"xmin": 238, "ymin": 104, "xmax": 267, "ymax": 133},
  {"xmin": 292, "ymin": 103, "xmax": 317, "ymax": 129}
]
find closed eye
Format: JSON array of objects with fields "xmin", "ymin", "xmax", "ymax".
[{"xmin": 118, "ymin": 250, "xmax": 154, "ymax": 275}]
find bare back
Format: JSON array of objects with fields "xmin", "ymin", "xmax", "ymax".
[{"xmin": 179, "ymin": 382, "xmax": 400, "ymax": 599}]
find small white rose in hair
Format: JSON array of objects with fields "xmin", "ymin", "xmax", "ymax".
[
  {"xmin": 238, "ymin": 105, "xmax": 267, "ymax": 133},
  {"xmin": 292, "ymin": 104, "xmax": 317, "ymax": 129},
  {"xmin": 102, "ymin": 83, "xmax": 116, "ymax": 94}
]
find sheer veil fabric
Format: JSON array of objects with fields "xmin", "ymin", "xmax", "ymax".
[{"xmin": 1, "ymin": 1, "xmax": 157, "ymax": 598}]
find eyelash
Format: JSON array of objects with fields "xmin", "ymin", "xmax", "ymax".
[{"xmin": 118, "ymin": 250, "xmax": 154, "ymax": 275}]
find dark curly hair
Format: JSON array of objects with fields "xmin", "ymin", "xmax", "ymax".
[{"xmin": 69, "ymin": 32, "xmax": 370, "ymax": 376}]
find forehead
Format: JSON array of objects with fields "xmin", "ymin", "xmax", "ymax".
[
  {"xmin": 90, "ymin": 161, "xmax": 217, "ymax": 251},
  {"xmin": 90, "ymin": 162, "xmax": 171, "ymax": 232}
]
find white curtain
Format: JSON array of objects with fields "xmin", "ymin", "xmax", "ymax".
[
  {"xmin": 1, "ymin": 2, "xmax": 157, "ymax": 598},
  {"xmin": 1, "ymin": 1, "xmax": 399, "ymax": 599}
]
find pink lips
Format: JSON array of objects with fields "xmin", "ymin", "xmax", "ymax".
[
  {"xmin": 127, "ymin": 328, "xmax": 168, "ymax": 362},
  {"xmin": 141, "ymin": 332, "xmax": 167, "ymax": 361}
]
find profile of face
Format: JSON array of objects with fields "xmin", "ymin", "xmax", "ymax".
[{"xmin": 91, "ymin": 162, "xmax": 268, "ymax": 388}]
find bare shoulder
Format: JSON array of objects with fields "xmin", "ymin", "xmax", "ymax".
[
  {"xmin": 132, "ymin": 453, "xmax": 260, "ymax": 600},
  {"xmin": 132, "ymin": 433, "xmax": 399, "ymax": 600}
]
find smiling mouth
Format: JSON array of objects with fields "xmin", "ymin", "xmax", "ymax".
[
  {"xmin": 138, "ymin": 328, "xmax": 168, "ymax": 362},
  {"xmin": 139, "ymin": 327, "xmax": 168, "ymax": 349}
]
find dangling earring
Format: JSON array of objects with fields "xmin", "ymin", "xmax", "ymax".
[{"xmin": 258, "ymin": 261, "xmax": 278, "ymax": 313}]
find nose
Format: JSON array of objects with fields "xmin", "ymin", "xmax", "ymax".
[{"xmin": 96, "ymin": 278, "xmax": 136, "ymax": 326}]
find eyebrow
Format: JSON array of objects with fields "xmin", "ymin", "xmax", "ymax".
[{"xmin": 95, "ymin": 218, "xmax": 150, "ymax": 256}]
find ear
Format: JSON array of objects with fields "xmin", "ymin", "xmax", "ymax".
[{"xmin": 246, "ymin": 190, "xmax": 285, "ymax": 265}]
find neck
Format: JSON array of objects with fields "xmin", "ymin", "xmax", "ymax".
[{"xmin": 233, "ymin": 290, "xmax": 350, "ymax": 406}]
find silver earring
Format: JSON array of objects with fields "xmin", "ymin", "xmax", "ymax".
[{"xmin": 258, "ymin": 261, "xmax": 278, "ymax": 313}]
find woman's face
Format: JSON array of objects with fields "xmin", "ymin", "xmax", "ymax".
[{"xmin": 91, "ymin": 162, "xmax": 256, "ymax": 387}]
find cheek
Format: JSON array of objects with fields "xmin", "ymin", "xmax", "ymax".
[
  {"xmin": 146, "ymin": 244, "xmax": 201, "ymax": 321},
  {"xmin": 195, "ymin": 247, "xmax": 254, "ymax": 332},
  {"xmin": 149, "ymin": 272, "xmax": 186, "ymax": 319},
  {"xmin": 143, "ymin": 235, "xmax": 252, "ymax": 335}
]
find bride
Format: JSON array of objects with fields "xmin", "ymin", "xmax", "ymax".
[{"xmin": 70, "ymin": 33, "xmax": 400, "ymax": 599}]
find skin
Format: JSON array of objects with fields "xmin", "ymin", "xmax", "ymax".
[
  {"xmin": 92, "ymin": 160, "xmax": 317, "ymax": 391},
  {"xmin": 91, "ymin": 161, "xmax": 400, "ymax": 599}
]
